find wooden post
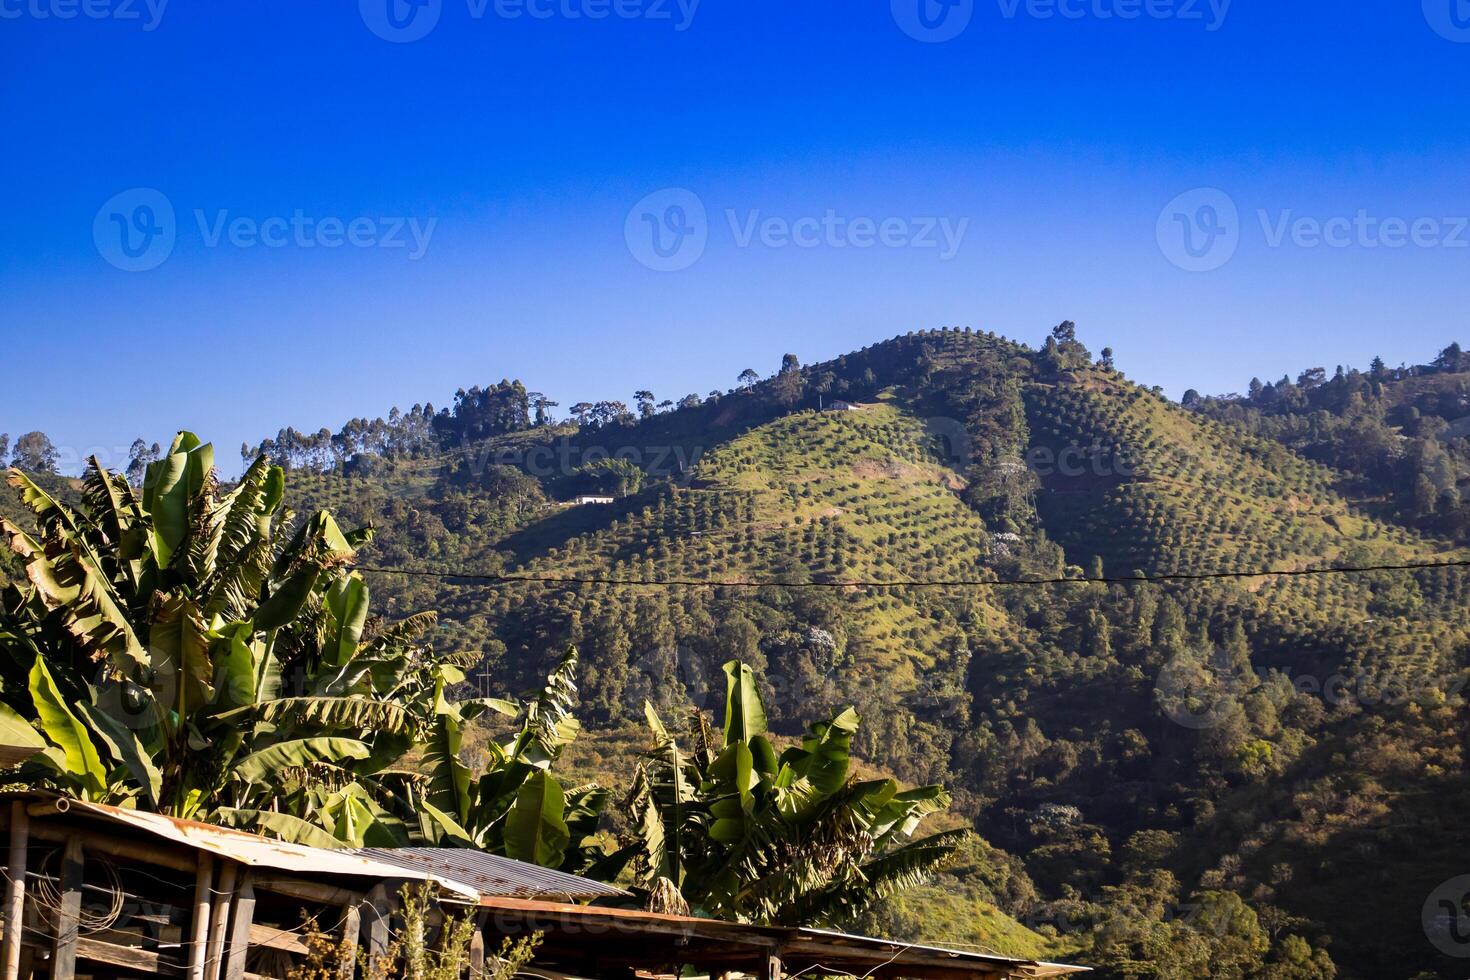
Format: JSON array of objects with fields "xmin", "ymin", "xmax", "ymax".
[
  {"xmin": 467, "ymin": 910, "xmax": 487, "ymax": 978},
  {"xmin": 49, "ymin": 837, "xmax": 85, "ymax": 980},
  {"xmin": 361, "ymin": 884, "xmax": 393, "ymax": 972},
  {"xmin": 759, "ymin": 953, "xmax": 783, "ymax": 980},
  {"xmin": 1, "ymin": 801, "xmax": 29, "ymax": 980},
  {"xmin": 222, "ymin": 873, "xmax": 255, "ymax": 980},
  {"xmin": 205, "ymin": 861, "xmax": 237, "ymax": 980},
  {"xmin": 338, "ymin": 902, "xmax": 361, "ymax": 980},
  {"xmin": 186, "ymin": 853, "xmax": 215, "ymax": 980}
]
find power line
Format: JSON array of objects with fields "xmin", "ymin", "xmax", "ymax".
[{"xmin": 353, "ymin": 557, "xmax": 1470, "ymax": 590}]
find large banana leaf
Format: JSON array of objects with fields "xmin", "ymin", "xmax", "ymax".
[
  {"xmin": 251, "ymin": 697, "xmax": 409, "ymax": 735},
  {"xmin": 779, "ymin": 707, "xmax": 858, "ymax": 794},
  {"xmin": 2, "ymin": 499, "xmax": 148, "ymax": 672},
  {"xmin": 425, "ymin": 706, "xmax": 472, "ymax": 823},
  {"xmin": 321, "ymin": 575, "xmax": 369, "ymax": 667},
  {"xmin": 142, "ymin": 434, "xmax": 213, "ymax": 569},
  {"xmin": 28, "ymin": 658, "xmax": 107, "ymax": 797},
  {"xmin": 233, "ymin": 738, "xmax": 372, "ymax": 783},
  {"xmin": 149, "ymin": 595, "xmax": 213, "ymax": 721},
  {"xmin": 80, "ymin": 461, "xmax": 147, "ymax": 589},
  {"xmin": 721, "ymin": 660, "xmax": 767, "ymax": 745},
  {"xmin": 77, "ymin": 701, "xmax": 162, "ymax": 806},
  {"xmin": 504, "ymin": 770, "xmax": 570, "ymax": 868},
  {"xmin": 0, "ymin": 702, "xmax": 47, "ymax": 764},
  {"xmin": 212, "ymin": 808, "xmax": 346, "ymax": 849},
  {"xmin": 208, "ymin": 625, "xmax": 259, "ymax": 715}
]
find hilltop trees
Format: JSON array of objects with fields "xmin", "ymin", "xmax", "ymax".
[
  {"xmin": 11, "ymin": 431, "xmax": 58, "ymax": 473},
  {"xmin": 1188, "ymin": 341, "xmax": 1469, "ymax": 535}
]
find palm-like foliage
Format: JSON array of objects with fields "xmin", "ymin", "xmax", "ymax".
[
  {"xmin": 0, "ymin": 434, "xmax": 610, "ymax": 863},
  {"xmin": 623, "ymin": 661, "xmax": 967, "ymax": 926},
  {"xmin": 417, "ymin": 646, "xmax": 627, "ymax": 875}
]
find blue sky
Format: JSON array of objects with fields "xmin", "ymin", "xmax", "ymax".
[{"xmin": 2, "ymin": 0, "xmax": 1469, "ymax": 473}]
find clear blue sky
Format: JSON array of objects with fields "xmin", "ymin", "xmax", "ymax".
[{"xmin": 2, "ymin": 0, "xmax": 1468, "ymax": 474}]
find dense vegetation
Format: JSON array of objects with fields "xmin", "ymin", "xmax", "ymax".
[{"xmin": 5, "ymin": 326, "xmax": 1468, "ymax": 978}]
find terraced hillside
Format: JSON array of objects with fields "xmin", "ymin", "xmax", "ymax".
[{"xmin": 251, "ymin": 326, "xmax": 1470, "ymax": 977}]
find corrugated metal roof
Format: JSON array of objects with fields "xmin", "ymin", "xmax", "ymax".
[
  {"xmin": 471, "ymin": 897, "xmax": 1089, "ymax": 978},
  {"xmin": 347, "ymin": 847, "xmax": 627, "ymax": 900},
  {"xmin": 16, "ymin": 796, "xmax": 481, "ymax": 900}
]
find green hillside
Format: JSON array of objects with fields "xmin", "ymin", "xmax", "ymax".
[{"xmin": 18, "ymin": 325, "xmax": 1464, "ymax": 977}]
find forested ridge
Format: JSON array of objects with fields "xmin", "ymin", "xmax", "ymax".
[{"xmin": 5, "ymin": 326, "xmax": 1468, "ymax": 978}]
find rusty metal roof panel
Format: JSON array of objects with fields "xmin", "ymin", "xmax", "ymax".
[
  {"xmin": 0, "ymin": 745, "xmax": 41, "ymax": 768},
  {"xmin": 14, "ymin": 795, "xmax": 480, "ymax": 900},
  {"xmin": 348, "ymin": 847, "xmax": 628, "ymax": 900},
  {"xmin": 469, "ymin": 897, "xmax": 1087, "ymax": 978}
]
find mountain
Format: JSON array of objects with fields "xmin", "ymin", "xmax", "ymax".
[{"xmin": 13, "ymin": 326, "xmax": 1469, "ymax": 977}]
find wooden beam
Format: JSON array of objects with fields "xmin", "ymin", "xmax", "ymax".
[
  {"xmin": 1, "ymin": 800, "xmax": 29, "ymax": 980},
  {"xmin": 246, "ymin": 923, "xmax": 309, "ymax": 956},
  {"xmin": 49, "ymin": 837, "xmax": 85, "ymax": 980},
  {"xmin": 23, "ymin": 935, "xmax": 184, "ymax": 975},
  {"xmin": 223, "ymin": 874, "xmax": 255, "ymax": 980},
  {"xmin": 186, "ymin": 852, "xmax": 215, "ymax": 980},
  {"xmin": 205, "ymin": 861, "xmax": 237, "ymax": 980},
  {"xmin": 28, "ymin": 822, "xmax": 195, "ymax": 874},
  {"xmin": 252, "ymin": 877, "xmax": 363, "ymax": 908}
]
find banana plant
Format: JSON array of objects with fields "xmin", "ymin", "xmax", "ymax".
[
  {"xmin": 0, "ymin": 433, "xmax": 595, "ymax": 860},
  {"xmin": 416, "ymin": 647, "xmax": 628, "ymax": 877},
  {"xmin": 623, "ymin": 661, "xmax": 968, "ymax": 927}
]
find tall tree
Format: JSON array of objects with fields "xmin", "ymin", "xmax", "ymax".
[{"xmin": 11, "ymin": 431, "xmax": 58, "ymax": 473}]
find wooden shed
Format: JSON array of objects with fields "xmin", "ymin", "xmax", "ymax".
[{"xmin": 0, "ymin": 793, "xmax": 1084, "ymax": 980}]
